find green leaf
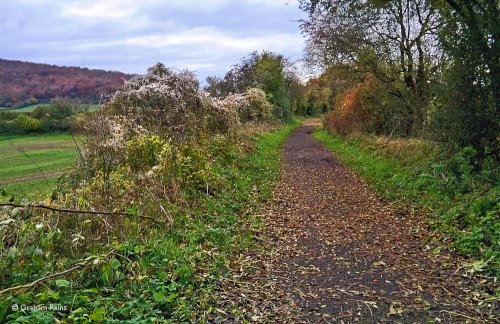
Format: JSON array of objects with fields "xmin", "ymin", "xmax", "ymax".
[
  {"xmin": 153, "ymin": 291, "xmax": 165, "ymax": 303},
  {"xmin": 7, "ymin": 247, "xmax": 18, "ymax": 259},
  {"xmin": 55, "ymin": 279, "xmax": 70, "ymax": 288},
  {"xmin": 89, "ymin": 307, "xmax": 106, "ymax": 322},
  {"xmin": 133, "ymin": 245, "xmax": 145, "ymax": 254},
  {"xmin": 110, "ymin": 258, "xmax": 121, "ymax": 270},
  {"xmin": 168, "ymin": 293, "xmax": 178, "ymax": 302}
]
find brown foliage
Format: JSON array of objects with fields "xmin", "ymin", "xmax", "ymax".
[
  {"xmin": 324, "ymin": 75, "xmax": 376, "ymax": 136},
  {"xmin": 0, "ymin": 59, "xmax": 131, "ymax": 106}
]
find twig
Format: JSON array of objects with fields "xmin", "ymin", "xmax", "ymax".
[
  {"xmin": 0, "ymin": 250, "xmax": 115, "ymax": 295},
  {"xmin": 0, "ymin": 203, "xmax": 166, "ymax": 224},
  {"xmin": 0, "ymin": 202, "xmax": 164, "ymax": 223},
  {"xmin": 384, "ymin": 120, "xmax": 401, "ymax": 144},
  {"xmin": 70, "ymin": 131, "xmax": 87, "ymax": 174},
  {"xmin": 356, "ymin": 300, "xmax": 375, "ymax": 316},
  {"xmin": 438, "ymin": 285, "xmax": 476, "ymax": 311},
  {"xmin": 0, "ymin": 264, "xmax": 83, "ymax": 295},
  {"xmin": 159, "ymin": 204, "xmax": 173, "ymax": 224},
  {"xmin": 439, "ymin": 310, "xmax": 483, "ymax": 323},
  {"xmin": 396, "ymin": 280, "xmax": 415, "ymax": 294},
  {"xmin": 0, "ymin": 202, "xmax": 130, "ymax": 216}
]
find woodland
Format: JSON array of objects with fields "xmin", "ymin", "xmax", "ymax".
[{"xmin": 0, "ymin": 59, "xmax": 129, "ymax": 108}]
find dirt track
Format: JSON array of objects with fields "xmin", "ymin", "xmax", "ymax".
[
  {"xmin": 216, "ymin": 121, "xmax": 494, "ymax": 323},
  {"xmin": 263, "ymin": 121, "xmax": 486, "ymax": 323}
]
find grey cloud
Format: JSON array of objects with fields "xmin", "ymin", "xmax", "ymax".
[{"xmin": 0, "ymin": 0, "xmax": 306, "ymax": 79}]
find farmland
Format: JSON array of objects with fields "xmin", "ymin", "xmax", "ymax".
[
  {"xmin": 0, "ymin": 103, "xmax": 100, "ymax": 113},
  {"xmin": 0, "ymin": 133, "xmax": 78, "ymax": 197}
]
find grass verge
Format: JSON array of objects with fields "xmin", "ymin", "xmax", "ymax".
[
  {"xmin": 313, "ymin": 126, "xmax": 499, "ymax": 276},
  {"xmin": 0, "ymin": 119, "xmax": 301, "ymax": 322}
]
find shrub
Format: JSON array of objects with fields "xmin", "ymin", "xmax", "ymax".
[
  {"xmin": 221, "ymin": 88, "xmax": 273, "ymax": 123},
  {"xmin": 324, "ymin": 73, "xmax": 414, "ymax": 137},
  {"xmin": 107, "ymin": 63, "xmax": 238, "ymax": 143},
  {"xmin": 126, "ymin": 134, "xmax": 166, "ymax": 172},
  {"xmin": 14, "ymin": 114, "xmax": 42, "ymax": 133}
]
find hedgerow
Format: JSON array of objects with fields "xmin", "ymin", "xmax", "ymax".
[{"xmin": 0, "ymin": 62, "xmax": 288, "ymax": 322}]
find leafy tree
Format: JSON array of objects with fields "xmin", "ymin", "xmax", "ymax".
[
  {"xmin": 299, "ymin": 0, "xmax": 443, "ymax": 135},
  {"xmin": 433, "ymin": 0, "xmax": 499, "ymax": 157},
  {"xmin": 204, "ymin": 51, "xmax": 298, "ymax": 121}
]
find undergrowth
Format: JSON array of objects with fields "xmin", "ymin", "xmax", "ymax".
[
  {"xmin": 314, "ymin": 126, "xmax": 499, "ymax": 277},
  {"xmin": 0, "ymin": 119, "xmax": 300, "ymax": 322}
]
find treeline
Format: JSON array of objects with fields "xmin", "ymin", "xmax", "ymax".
[
  {"xmin": 0, "ymin": 99, "xmax": 92, "ymax": 134},
  {"xmin": 0, "ymin": 59, "xmax": 131, "ymax": 107},
  {"xmin": 204, "ymin": 50, "xmax": 332, "ymax": 119},
  {"xmin": 298, "ymin": 0, "xmax": 499, "ymax": 160}
]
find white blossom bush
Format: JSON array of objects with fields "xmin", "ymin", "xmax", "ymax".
[
  {"xmin": 107, "ymin": 63, "xmax": 238, "ymax": 142},
  {"xmin": 78, "ymin": 114, "xmax": 144, "ymax": 177},
  {"xmin": 73, "ymin": 63, "xmax": 275, "ymax": 218},
  {"xmin": 220, "ymin": 88, "xmax": 273, "ymax": 123}
]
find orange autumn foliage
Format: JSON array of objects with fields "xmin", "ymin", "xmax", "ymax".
[{"xmin": 325, "ymin": 75, "xmax": 376, "ymax": 136}]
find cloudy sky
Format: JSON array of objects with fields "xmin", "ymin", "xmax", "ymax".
[{"xmin": 0, "ymin": 0, "xmax": 307, "ymax": 80}]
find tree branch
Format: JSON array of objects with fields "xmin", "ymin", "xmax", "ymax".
[
  {"xmin": 0, "ymin": 203, "xmax": 165, "ymax": 224},
  {"xmin": 0, "ymin": 250, "xmax": 116, "ymax": 295}
]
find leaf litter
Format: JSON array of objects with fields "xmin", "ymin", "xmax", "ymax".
[{"xmin": 213, "ymin": 121, "xmax": 498, "ymax": 323}]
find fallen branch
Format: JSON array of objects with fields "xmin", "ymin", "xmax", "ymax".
[
  {"xmin": 1, "ymin": 202, "xmax": 130, "ymax": 216},
  {"xmin": 0, "ymin": 250, "xmax": 115, "ymax": 295},
  {"xmin": 0, "ymin": 203, "xmax": 166, "ymax": 223},
  {"xmin": 0, "ymin": 264, "xmax": 83, "ymax": 295}
]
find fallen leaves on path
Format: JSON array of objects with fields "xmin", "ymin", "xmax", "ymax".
[{"xmin": 214, "ymin": 123, "xmax": 498, "ymax": 323}]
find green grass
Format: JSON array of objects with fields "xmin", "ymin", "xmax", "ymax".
[
  {"xmin": 2, "ymin": 177, "xmax": 58, "ymax": 197},
  {"xmin": 0, "ymin": 133, "xmax": 78, "ymax": 197},
  {"xmin": 0, "ymin": 103, "xmax": 100, "ymax": 113},
  {"xmin": 0, "ymin": 103, "xmax": 48, "ymax": 112},
  {"xmin": 0, "ymin": 120, "xmax": 302, "ymax": 322},
  {"xmin": 314, "ymin": 126, "xmax": 499, "ymax": 275}
]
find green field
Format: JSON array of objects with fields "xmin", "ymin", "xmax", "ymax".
[
  {"xmin": 0, "ymin": 133, "xmax": 79, "ymax": 197},
  {"xmin": 0, "ymin": 103, "xmax": 100, "ymax": 113}
]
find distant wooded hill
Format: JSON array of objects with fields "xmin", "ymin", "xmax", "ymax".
[{"xmin": 0, "ymin": 58, "xmax": 132, "ymax": 107}]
